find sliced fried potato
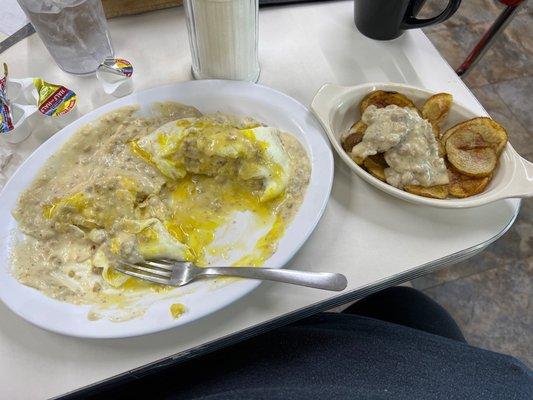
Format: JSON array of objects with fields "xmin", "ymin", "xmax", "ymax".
[
  {"xmin": 342, "ymin": 121, "xmax": 367, "ymax": 152},
  {"xmin": 441, "ymin": 126, "xmax": 455, "ymax": 145},
  {"xmin": 438, "ymin": 139, "xmax": 446, "ymax": 158},
  {"xmin": 404, "ymin": 184, "xmax": 449, "ymax": 199},
  {"xmin": 422, "ymin": 93, "xmax": 453, "ymax": 129},
  {"xmin": 441, "ymin": 117, "xmax": 508, "ymax": 155},
  {"xmin": 445, "ymin": 130, "xmax": 497, "ymax": 177},
  {"xmin": 360, "ymin": 90, "xmax": 416, "ymax": 114},
  {"xmin": 447, "ymin": 166, "xmax": 491, "ymax": 198},
  {"xmin": 363, "ymin": 153, "xmax": 388, "ymax": 181},
  {"xmin": 431, "ymin": 123, "xmax": 441, "ymax": 139}
]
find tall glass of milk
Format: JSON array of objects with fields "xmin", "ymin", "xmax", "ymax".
[{"xmin": 184, "ymin": 0, "xmax": 260, "ymax": 82}]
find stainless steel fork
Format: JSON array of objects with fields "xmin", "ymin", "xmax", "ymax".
[{"xmin": 116, "ymin": 259, "xmax": 347, "ymax": 291}]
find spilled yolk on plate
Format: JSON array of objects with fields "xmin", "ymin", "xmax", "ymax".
[
  {"xmin": 170, "ymin": 303, "xmax": 186, "ymax": 319},
  {"xmin": 128, "ymin": 118, "xmax": 294, "ymax": 269},
  {"xmin": 165, "ymin": 174, "xmax": 282, "ymax": 266}
]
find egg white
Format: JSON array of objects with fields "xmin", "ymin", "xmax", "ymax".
[
  {"xmin": 136, "ymin": 119, "xmax": 290, "ymax": 202},
  {"xmin": 94, "ymin": 218, "xmax": 188, "ymax": 287}
]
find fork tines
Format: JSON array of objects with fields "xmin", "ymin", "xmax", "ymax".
[{"xmin": 115, "ymin": 260, "xmax": 173, "ymax": 285}]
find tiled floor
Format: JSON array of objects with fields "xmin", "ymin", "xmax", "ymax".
[{"xmin": 412, "ymin": 0, "xmax": 532, "ymax": 367}]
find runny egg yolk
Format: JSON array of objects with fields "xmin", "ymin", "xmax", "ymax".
[
  {"xmin": 43, "ymin": 192, "xmax": 89, "ymax": 219},
  {"xmin": 133, "ymin": 119, "xmax": 290, "ymax": 202},
  {"xmin": 170, "ymin": 303, "xmax": 186, "ymax": 319},
  {"xmin": 164, "ymin": 174, "xmax": 278, "ymax": 266},
  {"xmin": 234, "ymin": 214, "xmax": 286, "ymax": 267},
  {"xmin": 130, "ymin": 119, "xmax": 293, "ymax": 269}
]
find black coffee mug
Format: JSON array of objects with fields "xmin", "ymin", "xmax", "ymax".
[{"xmin": 354, "ymin": 0, "xmax": 462, "ymax": 40}]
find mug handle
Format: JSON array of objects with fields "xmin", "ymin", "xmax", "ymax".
[{"xmin": 401, "ymin": 0, "xmax": 462, "ymax": 30}]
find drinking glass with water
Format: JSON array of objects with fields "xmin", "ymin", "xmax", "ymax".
[{"xmin": 17, "ymin": 0, "xmax": 114, "ymax": 75}]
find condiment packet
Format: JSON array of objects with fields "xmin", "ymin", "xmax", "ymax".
[
  {"xmin": 3, "ymin": 103, "xmax": 36, "ymax": 144},
  {"xmin": 7, "ymin": 77, "xmax": 37, "ymax": 105},
  {"xmin": 0, "ymin": 63, "xmax": 15, "ymax": 134},
  {"xmin": 99, "ymin": 58, "xmax": 133, "ymax": 78},
  {"xmin": 0, "ymin": 64, "xmax": 79, "ymax": 143},
  {"xmin": 34, "ymin": 78, "xmax": 77, "ymax": 117},
  {"xmin": 30, "ymin": 78, "xmax": 79, "ymax": 140},
  {"xmin": 0, "ymin": 64, "xmax": 34, "ymax": 143},
  {"xmin": 96, "ymin": 58, "xmax": 134, "ymax": 97}
]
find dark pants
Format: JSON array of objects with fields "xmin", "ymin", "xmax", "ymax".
[{"xmin": 81, "ymin": 287, "xmax": 532, "ymax": 400}]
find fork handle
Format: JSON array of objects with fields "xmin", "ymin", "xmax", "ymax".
[{"xmin": 200, "ymin": 267, "xmax": 347, "ymax": 291}]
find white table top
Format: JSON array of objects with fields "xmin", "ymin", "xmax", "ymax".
[{"xmin": 0, "ymin": 2, "xmax": 520, "ymax": 398}]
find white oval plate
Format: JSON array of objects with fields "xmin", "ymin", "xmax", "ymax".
[
  {"xmin": 0, "ymin": 80, "xmax": 333, "ymax": 338},
  {"xmin": 311, "ymin": 82, "xmax": 533, "ymax": 209}
]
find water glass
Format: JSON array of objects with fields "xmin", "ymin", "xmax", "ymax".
[{"xmin": 17, "ymin": 0, "xmax": 114, "ymax": 75}]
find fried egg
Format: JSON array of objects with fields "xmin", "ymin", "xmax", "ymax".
[
  {"xmin": 130, "ymin": 119, "xmax": 196, "ymax": 180},
  {"xmin": 43, "ymin": 177, "xmax": 139, "ymax": 230},
  {"xmin": 93, "ymin": 218, "xmax": 188, "ymax": 288},
  {"xmin": 41, "ymin": 118, "xmax": 293, "ymax": 288},
  {"xmin": 125, "ymin": 218, "xmax": 189, "ymax": 260},
  {"xmin": 12, "ymin": 104, "xmax": 311, "ymax": 322},
  {"xmin": 133, "ymin": 119, "xmax": 290, "ymax": 202}
]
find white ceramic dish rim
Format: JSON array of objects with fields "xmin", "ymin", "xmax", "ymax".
[
  {"xmin": 0, "ymin": 80, "xmax": 334, "ymax": 339},
  {"xmin": 311, "ymin": 82, "xmax": 533, "ymax": 209}
]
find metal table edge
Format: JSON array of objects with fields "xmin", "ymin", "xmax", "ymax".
[{"xmin": 56, "ymin": 201, "xmax": 521, "ymax": 399}]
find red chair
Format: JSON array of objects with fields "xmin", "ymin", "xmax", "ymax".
[{"xmin": 456, "ymin": 0, "xmax": 527, "ymax": 76}]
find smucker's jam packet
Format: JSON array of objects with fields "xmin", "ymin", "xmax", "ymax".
[
  {"xmin": 99, "ymin": 58, "xmax": 133, "ymax": 78},
  {"xmin": 33, "ymin": 78, "xmax": 77, "ymax": 117},
  {"xmin": 0, "ymin": 63, "xmax": 15, "ymax": 133}
]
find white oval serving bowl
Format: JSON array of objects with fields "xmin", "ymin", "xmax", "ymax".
[{"xmin": 311, "ymin": 82, "xmax": 533, "ymax": 209}]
